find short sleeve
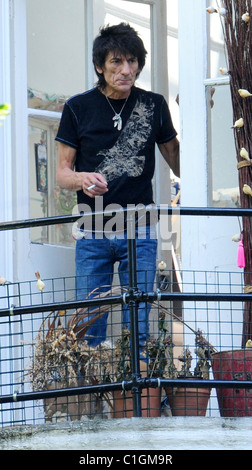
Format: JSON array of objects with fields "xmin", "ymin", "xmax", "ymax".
[
  {"xmin": 55, "ymin": 102, "xmax": 79, "ymax": 149},
  {"xmin": 156, "ymin": 98, "xmax": 177, "ymax": 144}
]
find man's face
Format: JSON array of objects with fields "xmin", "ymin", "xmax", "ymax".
[{"xmin": 96, "ymin": 51, "xmax": 140, "ymax": 99}]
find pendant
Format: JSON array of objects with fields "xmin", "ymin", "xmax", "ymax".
[{"xmin": 113, "ymin": 114, "xmax": 122, "ymax": 131}]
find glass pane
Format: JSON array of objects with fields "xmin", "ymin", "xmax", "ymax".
[
  {"xmin": 29, "ymin": 125, "xmax": 48, "ymax": 243},
  {"xmin": 207, "ymin": 84, "xmax": 240, "ymax": 207},
  {"xmin": 29, "ymin": 118, "xmax": 77, "ymax": 246},
  {"xmin": 26, "ymin": 0, "xmax": 86, "ymax": 111},
  {"xmin": 207, "ymin": 0, "xmax": 227, "ymax": 79}
]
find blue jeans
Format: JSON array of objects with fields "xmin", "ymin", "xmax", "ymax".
[{"xmin": 75, "ymin": 225, "xmax": 157, "ymax": 356}]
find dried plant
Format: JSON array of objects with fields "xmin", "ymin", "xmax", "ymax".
[
  {"xmin": 144, "ymin": 309, "xmax": 177, "ymax": 379},
  {"xmin": 145, "ymin": 308, "xmax": 216, "ymax": 380},
  {"xmin": 28, "ymin": 313, "xmax": 114, "ymax": 392},
  {"xmin": 145, "ymin": 334, "xmax": 178, "ymax": 379},
  {"xmin": 178, "ymin": 348, "xmax": 193, "ymax": 377},
  {"xmin": 28, "ymin": 284, "xmax": 216, "ymax": 418},
  {"xmin": 114, "ymin": 328, "xmax": 132, "ymax": 381},
  {"xmin": 28, "ymin": 287, "xmax": 122, "ymax": 391}
]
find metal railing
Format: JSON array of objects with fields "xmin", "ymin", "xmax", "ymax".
[{"xmin": 0, "ymin": 205, "xmax": 252, "ymax": 423}]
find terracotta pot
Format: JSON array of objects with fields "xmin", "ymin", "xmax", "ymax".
[
  {"xmin": 112, "ymin": 387, "xmax": 161, "ymax": 418},
  {"xmin": 211, "ymin": 349, "xmax": 252, "ymax": 417},
  {"xmin": 165, "ymin": 382, "xmax": 211, "ymax": 416}
]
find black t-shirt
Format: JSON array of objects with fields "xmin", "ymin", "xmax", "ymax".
[{"xmin": 55, "ymin": 86, "xmax": 177, "ymax": 211}]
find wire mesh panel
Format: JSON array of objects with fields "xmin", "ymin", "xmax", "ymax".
[{"xmin": 0, "ymin": 270, "xmax": 251, "ymax": 426}]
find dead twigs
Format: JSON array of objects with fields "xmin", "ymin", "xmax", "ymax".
[{"xmin": 217, "ymin": 0, "xmax": 252, "ymax": 344}]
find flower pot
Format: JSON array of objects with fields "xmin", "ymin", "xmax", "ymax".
[
  {"xmin": 211, "ymin": 349, "xmax": 252, "ymax": 417},
  {"xmin": 165, "ymin": 381, "xmax": 211, "ymax": 416},
  {"xmin": 112, "ymin": 387, "xmax": 161, "ymax": 418}
]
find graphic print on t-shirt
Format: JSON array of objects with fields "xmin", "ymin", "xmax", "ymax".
[{"xmin": 95, "ymin": 97, "xmax": 155, "ymax": 182}]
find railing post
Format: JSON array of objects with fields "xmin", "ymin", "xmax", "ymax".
[{"xmin": 127, "ymin": 211, "xmax": 142, "ymax": 417}]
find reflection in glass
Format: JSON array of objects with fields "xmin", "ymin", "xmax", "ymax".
[
  {"xmin": 29, "ymin": 125, "xmax": 48, "ymax": 243},
  {"xmin": 29, "ymin": 121, "xmax": 77, "ymax": 246},
  {"xmin": 208, "ymin": 0, "xmax": 227, "ymax": 79},
  {"xmin": 26, "ymin": 0, "xmax": 86, "ymax": 110},
  {"xmin": 207, "ymin": 84, "xmax": 240, "ymax": 207}
]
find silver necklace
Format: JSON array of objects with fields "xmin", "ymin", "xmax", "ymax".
[{"xmin": 105, "ymin": 95, "xmax": 129, "ymax": 131}]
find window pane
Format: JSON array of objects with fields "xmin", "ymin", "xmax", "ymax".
[
  {"xmin": 29, "ymin": 124, "xmax": 48, "ymax": 243},
  {"xmin": 29, "ymin": 118, "xmax": 77, "ymax": 246},
  {"xmin": 26, "ymin": 0, "xmax": 86, "ymax": 110},
  {"xmin": 208, "ymin": 0, "xmax": 227, "ymax": 79},
  {"xmin": 207, "ymin": 84, "xmax": 240, "ymax": 208},
  {"xmin": 104, "ymin": 0, "xmax": 151, "ymax": 91}
]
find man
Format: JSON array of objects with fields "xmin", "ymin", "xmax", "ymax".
[{"xmin": 56, "ymin": 23, "xmax": 179, "ymax": 357}]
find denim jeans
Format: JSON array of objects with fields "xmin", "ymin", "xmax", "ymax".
[{"xmin": 75, "ymin": 225, "xmax": 157, "ymax": 356}]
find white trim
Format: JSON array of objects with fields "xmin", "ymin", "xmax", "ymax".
[
  {"xmin": 106, "ymin": 2, "xmax": 178, "ymax": 39},
  {"xmin": 178, "ymin": 0, "xmax": 208, "ymax": 207},
  {"xmin": 204, "ymin": 76, "xmax": 230, "ymax": 87},
  {"xmin": 86, "ymin": 0, "xmax": 105, "ymax": 89},
  {"xmin": 0, "ymin": 0, "xmax": 12, "ymax": 220},
  {"xmin": 149, "ymin": 0, "xmax": 169, "ymax": 206},
  {"xmin": 149, "ymin": 0, "xmax": 168, "ymax": 97},
  {"xmin": 11, "ymin": 0, "xmax": 29, "ymax": 219},
  {"xmin": 0, "ymin": 0, "xmax": 14, "ymax": 283},
  {"xmin": 10, "ymin": 0, "xmax": 30, "ymax": 283},
  {"xmin": 85, "ymin": 0, "xmax": 96, "ymax": 89},
  {"xmin": 105, "ymin": 3, "xmax": 150, "ymax": 28},
  {"xmin": 122, "ymin": 0, "xmax": 155, "ymax": 4},
  {"xmin": 28, "ymin": 108, "xmax": 62, "ymax": 121}
]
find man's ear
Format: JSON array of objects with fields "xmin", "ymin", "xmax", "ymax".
[{"xmin": 95, "ymin": 64, "xmax": 103, "ymax": 75}]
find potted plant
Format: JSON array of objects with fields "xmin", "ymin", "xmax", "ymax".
[
  {"xmin": 28, "ymin": 285, "xmax": 216, "ymax": 419},
  {"xmin": 28, "ymin": 288, "xmax": 119, "ymax": 422},
  {"xmin": 164, "ymin": 343, "xmax": 212, "ymax": 417},
  {"xmin": 147, "ymin": 309, "xmax": 214, "ymax": 417},
  {"xmin": 111, "ymin": 328, "xmax": 162, "ymax": 418},
  {"xmin": 112, "ymin": 306, "xmax": 215, "ymax": 418}
]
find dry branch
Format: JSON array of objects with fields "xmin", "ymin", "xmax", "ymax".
[{"xmin": 217, "ymin": 0, "xmax": 252, "ymax": 344}]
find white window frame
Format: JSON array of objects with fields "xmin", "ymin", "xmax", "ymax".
[
  {"xmin": 178, "ymin": 0, "xmax": 209, "ymax": 207},
  {"xmin": 0, "ymin": 0, "xmax": 13, "ymax": 284}
]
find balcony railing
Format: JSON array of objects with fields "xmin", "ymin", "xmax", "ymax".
[{"xmin": 0, "ymin": 206, "xmax": 251, "ymax": 425}]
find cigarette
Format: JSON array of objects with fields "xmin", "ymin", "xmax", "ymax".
[{"xmin": 87, "ymin": 184, "xmax": 96, "ymax": 191}]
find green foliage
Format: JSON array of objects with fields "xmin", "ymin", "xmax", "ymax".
[{"xmin": 0, "ymin": 103, "xmax": 11, "ymax": 124}]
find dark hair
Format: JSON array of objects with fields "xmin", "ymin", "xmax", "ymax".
[{"xmin": 92, "ymin": 23, "xmax": 147, "ymax": 89}]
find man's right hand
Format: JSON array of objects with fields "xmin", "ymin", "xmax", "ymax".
[
  {"xmin": 56, "ymin": 143, "xmax": 108, "ymax": 196},
  {"xmin": 82, "ymin": 172, "xmax": 108, "ymax": 197}
]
